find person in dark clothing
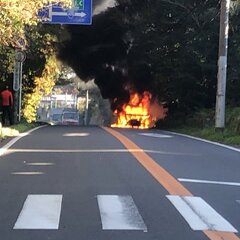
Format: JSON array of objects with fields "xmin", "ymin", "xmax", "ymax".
[{"xmin": 1, "ymin": 85, "xmax": 13, "ymax": 125}]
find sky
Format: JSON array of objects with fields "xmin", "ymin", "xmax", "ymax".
[{"xmin": 93, "ymin": 0, "xmax": 116, "ymax": 15}]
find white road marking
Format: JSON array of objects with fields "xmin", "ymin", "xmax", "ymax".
[
  {"xmin": 97, "ymin": 195, "xmax": 147, "ymax": 231},
  {"xmin": 178, "ymin": 178, "xmax": 240, "ymax": 187},
  {"xmin": 9, "ymin": 149, "xmax": 144, "ymax": 153},
  {"xmin": 11, "ymin": 172, "xmax": 45, "ymax": 175},
  {"xmin": 139, "ymin": 133, "xmax": 173, "ymax": 138},
  {"xmin": 167, "ymin": 195, "xmax": 238, "ymax": 232},
  {"xmin": 7, "ymin": 148, "xmax": 198, "ymax": 156},
  {"xmin": 25, "ymin": 162, "xmax": 55, "ymax": 166},
  {"xmin": 14, "ymin": 195, "xmax": 62, "ymax": 229},
  {"xmin": 63, "ymin": 133, "xmax": 89, "ymax": 137}
]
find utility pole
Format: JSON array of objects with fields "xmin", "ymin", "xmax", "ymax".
[{"xmin": 215, "ymin": 0, "xmax": 230, "ymax": 131}]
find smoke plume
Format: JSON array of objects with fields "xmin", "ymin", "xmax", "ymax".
[{"xmin": 58, "ymin": 1, "xmax": 158, "ymax": 112}]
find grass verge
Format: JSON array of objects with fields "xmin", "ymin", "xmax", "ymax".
[
  {"xmin": 165, "ymin": 107, "xmax": 240, "ymax": 147},
  {"xmin": 0, "ymin": 122, "xmax": 39, "ymax": 139},
  {"xmin": 169, "ymin": 127, "xmax": 240, "ymax": 146}
]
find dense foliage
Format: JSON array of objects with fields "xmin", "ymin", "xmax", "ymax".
[
  {"xmin": 23, "ymin": 54, "xmax": 60, "ymax": 122},
  {"xmin": 118, "ymin": 0, "xmax": 240, "ymax": 113},
  {"xmin": 21, "ymin": 24, "xmax": 70, "ymax": 122},
  {"xmin": 0, "ymin": 0, "xmax": 70, "ymax": 122},
  {"xmin": 0, "ymin": 0, "xmax": 71, "ymax": 47}
]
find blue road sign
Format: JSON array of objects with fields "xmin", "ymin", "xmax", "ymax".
[{"xmin": 38, "ymin": 0, "xmax": 92, "ymax": 25}]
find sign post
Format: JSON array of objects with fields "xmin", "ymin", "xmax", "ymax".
[{"xmin": 13, "ymin": 50, "xmax": 26, "ymax": 123}]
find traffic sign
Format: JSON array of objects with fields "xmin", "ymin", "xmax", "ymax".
[
  {"xmin": 15, "ymin": 50, "xmax": 26, "ymax": 63},
  {"xmin": 38, "ymin": 0, "xmax": 92, "ymax": 25}
]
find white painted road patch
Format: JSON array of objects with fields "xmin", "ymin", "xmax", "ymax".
[
  {"xmin": 97, "ymin": 195, "xmax": 147, "ymax": 231},
  {"xmin": 139, "ymin": 133, "xmax": 173, "ymax": 138},
  {"xmin": 26, "ymin": 162, "xmax": 55, "ymax": 166},
  {"xmin": 63, "ymin": 133, "xmax": 89, "ymax": 137},
  {"xmin": 14, "ymin": 195, "xmax": 62, "ymax": 229},
  {"xmin": 11, "ymin": 172, "xmax": 44, "ymax": 175},
  {"xmin": 166, "ymin": 195, "xmax": 237, "ymax": 232}
]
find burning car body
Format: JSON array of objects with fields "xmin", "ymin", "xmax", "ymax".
[{"xmin": 111, "ymin": 91, "xmax": 168, "ymax": 129}]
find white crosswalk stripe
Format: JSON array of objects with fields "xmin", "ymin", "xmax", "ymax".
[
  {"xmin": 97, "ymin": 195, "xmax": 147, "ymax": 231},
  {"xmin": 13, "ymin": 194, "xmax": 63, "ymax": 229},
  {"xmin": 12, "ymin": 193, "xmax": 238, "ymax": 234},
  {"xmin": 166, "ymin": 195, "xmax": 238, "ymax": 232}
]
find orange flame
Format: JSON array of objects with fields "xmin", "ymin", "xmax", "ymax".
[{"xmin": 111, "ymin": 91, "xmax": 167, "ymax": 129}]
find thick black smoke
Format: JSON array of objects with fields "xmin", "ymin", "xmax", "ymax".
[{"xmin": 58, "ymin": 2, "xmax": 156, "ymax": 111}]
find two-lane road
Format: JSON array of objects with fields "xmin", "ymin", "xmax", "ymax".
[{"xmin": 0, "ymin": 125, "xmax": 239, "ymax": 240}]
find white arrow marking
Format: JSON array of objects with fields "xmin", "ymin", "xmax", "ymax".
[
  {"xmin": 79, "ymin": 12, "xmax": 87, "ymax": 17},
  {"xmin": 49, "ymin": 6, "xmax": 86, "ymax": 19}
]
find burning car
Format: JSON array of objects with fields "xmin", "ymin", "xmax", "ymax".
[{"xmin": 111, "ymin": 91, "xmax": 168, "ymax": 129}]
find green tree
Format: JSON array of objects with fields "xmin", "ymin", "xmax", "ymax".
[
  {"xmin": 227, "ymin": 1, "xmax": 240, "ymax": 106},
  {"xmin": 22, "ymin": 54, "xmax": 61, "ymax": 122},
  {"xmin": 0, "ymin": 0, "xmax": 72, "ymax": 122},
  {"xmin": 0, "ymin": 45, "xmax": 15, "ymax": 87},
  {"xmin": 0, "ymin": 0, "xmax": 71, "ymax": 47},
  {"xmin": 124, "ymin": 1, "xmax": 220, "ymax": 111},
  {"xmin": 21, "ymin": 23, "xmax": 69, "ymax": 122},
  {"xmin": 121, "ymin": 0, "xmax": 240, "ymax": 118}
]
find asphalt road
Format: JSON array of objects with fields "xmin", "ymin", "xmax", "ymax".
[{"xmin": 0, "ymin": 125, "xmax": 239, "ymax": 240}]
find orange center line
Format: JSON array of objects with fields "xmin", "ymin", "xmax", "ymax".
[{"xmin": 103, "ymin": 127, "xmax": 240, "ymax": 240}]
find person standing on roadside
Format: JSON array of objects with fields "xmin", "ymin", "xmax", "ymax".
[{"xmin": 1, "ymin": 85, "xmax": 13, "ymax": 126}]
